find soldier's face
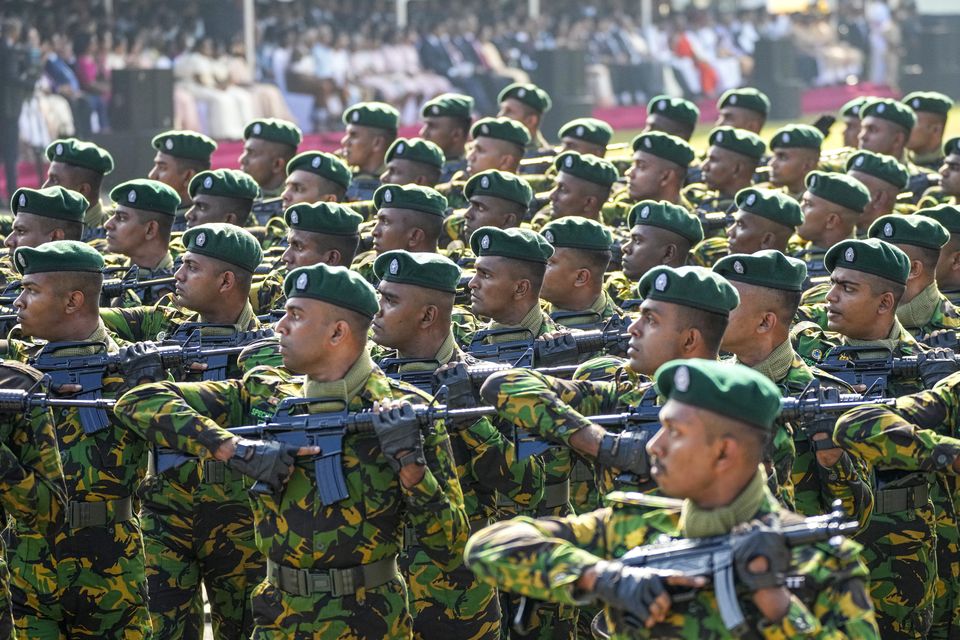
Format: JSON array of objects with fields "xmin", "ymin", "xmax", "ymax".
[
  {"xmin": 842, "ymin": 116, "xmax": 861, "ymax": 149},
  {"xmin": 939, "ymin": 154, "xmax": 960, "ymax": 197},
  {"xmin": 185, "ymin": 194, "xmax": 233, "ymax": 229},
  {"xmin": 857, "ymin": 116, "xmax": 902, "ymax": 156},
  {"xmin": 13, "ymin": 273, "xmax": 74, "ymax": 340},
  {"xmin": 275, "ymin": 297, "xmax": 342, "ymax": 374},
  {"xmin": 42, "ymin": 161, "xmax": 83, "ymax": 192},
  {"xmin": 380, "ymin": 159, "xmax": 424, "ymax": 186},
  {"xmin": 420, "ymin": 116, "xmax": 458, "ymax": 153},
  {"xmin": 466, "ymin": 137, "xmax": 507, "ymax": 176},
  {"xmin": 549, "ymin": 172, "xmax": 590, "ymax": 218},
  {"xmin": 498, "ymin": 98, "xmax": 536, "ymax": 136},
  {"xmin": 468, "ymin": 256, "xmax": 520, "ymax": 321},
  {"xmin": 148, "ymin": 152, "xmax": 190, "ymax": 198},
  {"xmin": 643, "ymin": 114, "xmax": 689, "ymax": 140},
  {"xmin": 239, "ymin": 138, "xmax": 280, "ymax": 188},
  {"xmin": 726, "ymin": 210, "xmax": 768, "ymax": 255},
  {"xmin": 372, "ymin": 280, "xmax": 432, "ymax": 351},
  {"xmin": 173, "ymin": 252, "xmax": 227, "ymax": 313},
  {"xmin": 824, "ymin": 267, "xmax": 888, "ymax": 338},
  {"xmin": 796, "ymin": 191, "xmax": 829, "ymax": 243},
  {"xmin": 768, "ymin": 148, "xmax": 814, "ymax": 189},
  {"xmin": 720, "ymin": 281, "xmax": 762, "ymax": 354},
  {"xmin": 627, "ymin": 151, "xmax": 667, "ymax": 201},
  {"xmin": 371, "ymin": 208, "xmax": 414, "ymax": 254},
  {"xmin": 935, "ymin": 238, "xmax": 960, "ymax": 284},
  {"xmin": 907, "ymin": 112, "xmax": 943, "ymax": 152},
  {"xmin": 626, "ymin": 299, "xmax": 688, "ymax": 375},
  {"xmin": 4, "ymin": 213, "xmax": 56, "ymax": 251},
  {"xmin": 621, "ymin": 225, "xmax": 667, "ymax": 281},
  {"xmin": 541, "ymin": 248, "xmax": 583, "ymax": 307},
  {"xmin": 464, "ymin": 195, "xmax": 514, "ymax": 240},
  {"xmin": 281, "ymin": 171, "xmax": 327, "ymax": 209},
  {"xmin": 559, "ymin": 137, "xmax": 604, "ymax": 158},
  {"xmin": 647, "ymin": 399, "xmax": 718, "ymax": 498},
  {"xmin": 282, "ymin": 228, "xmax": 328, "ymax": 270},
  {"xmin": 701, "ymin": 146, "xmax": 740, "ymax": 191},
  {"xmin": 104, "ymin": 205, "xmax": 149, "ymax": 256},
  {"xmin": 716, "ymin": 107, "xmax": 761, "ymax": 133},
  {"xmin": 340, "ymin": 125, "xmax": 377, "ymax": 167}
]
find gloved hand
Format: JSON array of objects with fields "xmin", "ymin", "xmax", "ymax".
[
  {"xmin": 732, "ymin": 521, "xmax": 790, "ymax": 592},
  {"xmin": 596, "ymin": 429, "xmax": 654, "ymax": 477},
  {"xmin": 921, "ymin": 329, "xmax": 959, "ymax": 351},
  {"xmin": 372, "ymin": 402, "xmax": 425, "ymax": 472},
  {"xmin": 115, "ymin": 341, "xmax": 165, "ymax": 391},
  {"xmin": 919, "ymin": 347, "xmax": 960, "ymax": 388},
  {"xmin": 535, "ymin": 331, "xmax": 579, "ymax": 366},
  {"xmin": 592, "ymin": 560, "xmax": 670, "ymax": 630},
  {"xmin": 226, "ymin": 438, "xmax": 298, "ymax": 493}
]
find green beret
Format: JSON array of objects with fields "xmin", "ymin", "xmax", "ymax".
[
  {"xmin": 109, "ymin": 179, "xmax": 180, "ymax": 216},
  {"xmin": 243, "ymin": 118, "xmax": 303, "ymax": 148},
  {"xmin": 804, "ymin": 171, "xmax": 870, "ymax": 213},
  {"xmin": 373, "ymin": 184, "xmax": 447, "ymax": 217},
  {"xmin": 553, "ymin": 151, "xmax": 618, "ymax": 188},
  {"xmin": 718, "ymin": 88, "xmax": 770, "ymax": 116},
  {"xmin": 627, "ymin": 200, "xmax": 704, "ymax": 245},
  {"xmin": 632, "ymin": 131, "xmax": 696, "ymax": 168},
  {"xmin": 284, "ymin": 202, "xmax": 362, "ymax": 236},
  {"xmin": 45, "ymin": 138, "xmax": 114, "ymax": 175},
  {"xmin": 943, "ymin": 137, "xmax": 960, "ymax": 157},
  {"xmin": 471, "ymin": 117, "xmax": 531, "ymax": 147},
  {"xmin": 558, "ymin": 117, "xmax": 613, "ymax": 147},
  {"xmin": 840, "ymin": 97, "xmax": 868, "ymax": 118},
  {"xmin": 824, "ymin": 238, "xmax": 911, "ymax": 285},
  {"xmin": 286, "ymin": 151, "xmax": 352, "ymax": 190},
  {"xmin": 470, "ymin": 226, "xmax": 554, "ymax": 264},
  {"xmin": 918, "ymin": 204, "xmax": 960, "ymax": 235},
  {"xmin": 284, "ymin": 263, "xmax": 378, "ymax": 318},
  {"xmin": 707, "ymin": 127, "xmax": 766, "ymax": 161},
  {"xmin": 845, "ymin": 150, "xmax": 909, "ymax": 189},
  {"xmin": 14, "ymin": 240, "xmax": 104, "ymax": 275},
  {"xmin": 734, "ymin": 187, "xmax": 803, "ymax": 228},
  {"xmin": 498, "ymin": 82, "xmax": 552, "ymax": 114},
  {"xmin": 868, "ymin": 213, "xmax": 950, "ymax": 251},
  {"xmin": 151, "ymin": 130, "xmax": 217, "ymax": 162},
  {"xmin": 463, "ymin": 170, "xmax": 532, "ymax": 206},
  {"xmin": 541, "ymin": 216, "xmax": 613, "ymax": 251},
  {"xmin": 654, "ymin": 358, "xmax": 781, "ymax": 431},
  {"xmin": 421, "ymin": 93, "xmax": 474, "ymax": 119},
  {"xmin": 769, "ymin": 124, "xmax": 824, "ymax": 150},
  {"xmin": 385, "ymin": 137, "xmax": 445, "ymax": 169},
  {"xmin": 11, "ymin": 186, "xmax": 88, "ymax": 222},
  {"xmin": 182, "ymin": 223, "xmax": 263, "ymax": 273},
  {"xmin": 860, "ymin": 98, "xmax": 916, "ymax": 132},
  {"xmin": 714, "ymin": 250, "xmax": 807, "ymax": 292},
  {"xmin": 342, "ymin": 102, "xmax": 400, "ymax": 132},
  {"xmin": 638, "ymin": 265, "xmax": 739, "ymax": 316},
  {"xmin": 646, "ymin": 95, "xmax": 700, "ymax": 128},
  {"xmin": 902, "ymin": 91, "xmax": 954, "ymax": 116},
  {"xmin": 374, "ymin": 250, "xmax": 461, "ymax": 293},
  {"xmin": 188, "ymin": 169, "xmax": 260, "ymax": 201}
]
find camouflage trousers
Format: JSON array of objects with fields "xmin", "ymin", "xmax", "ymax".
[
  {"xmin": 250, "ymin": 575, "xmax": 413, "ymax": 639},
  {"xmin": 0, "ymin": 545, "xmax": 12, "ymax": 639},
  {"xmin": 401, "ymin": 542, "xmax": 500, "ymax": 639},
  {"xmin": 498, "ymin": 592, "xmax": 577, "ymax": 640},
  {"xmin": 929, "ymin": 482, "xmax": 960, "ymax": 640},
  {"xmin": 8, "ymin": 522, "xmax": 152, "ymax": 639},
  {"xmin": 139, "ymin": 469, "xmax": 263, "ymax": 639}
]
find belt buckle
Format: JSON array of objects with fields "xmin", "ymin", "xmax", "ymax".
[
  {"xmin": 204, "ymin": 460, "xmax": 226, "ymax": 484},
  {"xmin": 330, "ymin": 567, "xmax": 355, "ymax": 598},
  {"xmin": 68, "ymin": 501, "xmax": 104, "ymax": 529}
]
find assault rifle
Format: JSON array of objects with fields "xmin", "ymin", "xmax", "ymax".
[
  {"xmin": 813, "ymin": 345, "xmax": 928, "ymax": 396},
  {"xmin": 159, "ymin": 324, "xmax": 275, "ymax": 381},
  {"xmin": 465, "ymin": 322, "xmax": 629, "ymax": 368}
]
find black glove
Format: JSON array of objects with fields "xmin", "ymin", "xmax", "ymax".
[
  {"xmin": 596, "ymin": 430, "xmax": 653, "ymax": 476},
  {"xmin": 592, "ymin": 560, "xmax": 669, "ymax": 630},
  {"xmin": 535, "ymin": 332, "xmax": 579, "ymax": 366},
  {"xmin": 116, "ymin": 341, "xmax": 165, "ymax": 391},
  {"xmin": 226, "ymin": 438, "xmax": 298, "ymax": 493},
  {"xmin": 921, "ymin": 329, "xmax": 959, "ymax": 351},
  {"xmin": 732, "ymin": 521, "xmax": 790, "ymax": 592},
  {"xmin": 372, "ymin": 403, "xmax": 425, "ymax": 472},
  {"xmin": 801, "ymin": 415, "xmax": 838, "ymax": 450},
  {"xmin": 919, "ymin": 347, "xmax": 960, "ymax": 388}
]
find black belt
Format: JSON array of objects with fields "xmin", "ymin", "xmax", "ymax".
[
  {"xmin": 496, "ymin": 480, "xmax": 570, "ymax": 511},
  {"xmin": 266, "ymin": 556, "xmax": 397, "ymax": 597},
  {"xmin": 874, "ymin": 483, "xmax": 929, "ymax": 515},
  {"xmin": 67, "ymin": 496, "xmax": 134, "ymax": 529}
]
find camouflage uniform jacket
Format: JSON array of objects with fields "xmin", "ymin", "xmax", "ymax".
[
  {"xmin": 894, "ymin": 282, "xmax": 960, "ymax": 340},
  {"xmin": 344, "ymin": 168, "xmax": 383, "ymax": 202}
]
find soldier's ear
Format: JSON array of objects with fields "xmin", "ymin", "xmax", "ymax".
[
  {"xmin": 907, "ymin": 258, "xmax": 924, "ymax": 280},
  {"xmin": 514, "ymin": 278, "xmax": 531, "ymax": 298},
  {"xmin": 758, "ymin": 231, "xmax": 777, "ymax": 250},
  {"xmin": 877, "ymin": 291, "xmax": 897, "ymax": 314},
  {"xmin": 573, "ymin": 267, "xmax": 591, "ymax": 287},
  {"xmin": 757, "ymin": 310, "xmax": 778, "ymax": 334},
  {"xmin": 420, "ymin": 304, "xmax": 439, "ymax": 327},
  {"xmin": 950, "ymin": 250, "xmax": 960, "ymax": 273},
  {"xmin": 323, "ymin": 249, "xmax": 343, "ymax": 267}
]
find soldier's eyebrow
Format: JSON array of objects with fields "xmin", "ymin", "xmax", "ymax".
[{"xmin": 829, "ymin": 277, "xmax": 858, "ymax": 288}]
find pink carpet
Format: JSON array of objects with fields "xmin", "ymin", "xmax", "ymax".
[{"xmin": 4, "ymin": 84, "xmax": 899, "ymax": 194}]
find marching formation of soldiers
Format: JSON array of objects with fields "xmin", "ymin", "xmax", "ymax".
[{"xmin": 2, "ymin": 79, "xmax": 960, "ymax": 640}]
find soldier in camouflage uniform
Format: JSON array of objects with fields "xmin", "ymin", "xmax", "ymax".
[
  {"xmin": 5, "ymin": 241, "xmax": 152, "ymax": 638},
  {"xmin": 919, "ymin": 136, "xmax": 960, "ymax": 210},
  {"xmin": 836, "ymin": 370, "xmax": 960, "ymax": 639},
  {"xmin": 3, "ymin": 186, "xmax": 88, "ymax": 279},
  {"xmin": 682, "ymin": 127, "xmax": 766, "ymax": 238},
  {"xmin": 441, "ymin": 170, "xmax": 532, "ymax": 254},
  {"xmin": 0, "ymin": 361, "xmax": 68, "ymax": 639},
  {"xmin": 419, "ymin": 93, "xmax": 474, "ymax": 185},
  {"xmin": 642, "ymin": 95, "xmax": 700, "ymax": 142},
  {"xmin": 182, "ymin": 169, "xmax": 260, "ymax": 232},
  {"xmin": 604, "ymin": 201, "xmax": 703, "ymax": 306},
  {"xmin": 340, "ymin": 102, "xmax": 400, "ymax": 202},
  {"xmin": 496, "ymin": 83, "xmax": 554, "ymax": 166},
  {"xmin": 148, "ymin": 130, "xmax": 217, "ymax": 233},
  {"xmin": 240, "ymin": 118, "xmax": 302, "ymax": 225},
  {"xmin": 921, "ymin": 203, "xmax": 960, "ymax": 304},
  {"xmin": 102, "ymin": 179, "xmax": 181, "ymax": 306},
  {"xmin": 845, "ymin": 149, "xmax": 911, "ymax": 236},
  {"xmin": 789, "ymin": 237, "xmax": 939, "ymax": 637},
  {"xmin": 693, "ymin": 87, "xmax": 770, "ymax": 185},
  {"xmin": 530, "ymin": 151, "xmax": 618, "ymax": 230},
  {"xmin": 352, "ymin": 184, "xmax": 448, "ymax": 283},
  {"xmin": 903, "ymin": 91, "xmax": 953, "ymax": 173},
  {"xmin": 691, "ymin": 187, "xmax": 803, "ymax": 269},
  {"xmin": 857, "ymin": 97, "xmax": 936, "ymax": 202},
  {"xmin": 114, "ymin": 262, "xmax": 468, "ymax": 639},
  {"xmin": 103, "ymin": 224, "xmax": 267, "ymax": 638},
  {"xmin": 41, "ymin": 137, "xmax": 114, "ymax": 242},
  {"xmin": 435, "ymin": 117, "xmax": 530, "ymax": 212},
  {"xmin": 602, "ymin": 131, "xmax": 695, "ymax": 230},
  {"xmin": 466, "ymin": 358, "xmax": 880, "ymax": 639},
  {"xmin": 840, "ymin": 97, "xmax": 869, "ymax": 149},
  {"xmin": 713, "ymin": 251, "xmax": 872, "ymax": 523},
  {"xmin": 765, "ymin": 124, "xmax": 824, "ymax": 200},
  {"xmin": 519, "ymin": 117, "xmax": 617, "ymax": 195}
]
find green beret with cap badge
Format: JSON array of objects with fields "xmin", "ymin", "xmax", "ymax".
[
  {"xmin": 631, "ymin": 131, "xmax": 696, "ymax": 168},
  {"xmin": 718, "ymin": 88, "xmax": 771, "ymax": 116},
  {"xmin": 374, "ymin": 250, "xmax": 461, "ymax": 294},
  {"xmin": 553, "ymin": 151, "xmax": 618, "ymax": 188},
  {"xmin": 284, "ymin": 202, "xmax": 362, "ymax": 236},
  {"xmin": 902, "ymin": 91, "xmax": 953, "ymax": 116},
  {"xmin": 824, "ymin": 238, "xmax": 911, "ymax": 285},
  {"xmin": 769, "ymin": 124, "xmax": 824, "ymax": 150},
  {"xmin": 498, "ymin": 82, "xmax": 552, "ymax": 114},
  {"xmin": 918, "ymin": 204, "xmax": 960, "ymax": 235},
  {"xmin": 342, "ymin": 102, "xmax": 400, "ymax": 132},
  {"xmin": 637, "ymin": 265, "xmax": 739, "ymax": 316},
  {"xmin": 714, "ymin": 250, "xmax": 807, "ymax": 292},
  {"xmin": 647, "ymin": 95, "xmax": 700, "ymax": 128},
  {"xmin": 182, "ymin": 223, "xmax": 263, "ymax": 273},
  {"xmin": 385, "ymin": 137, "xmax": 445, "ymax": 169},
  {"xmin": 11, "ymin": 186, "xmax": 87, "ymax": 222},
  {"xmin": 804, "ymin": 171, "xmax": 870, "ymax": 213},
  {"xmin": 421, "ymin": 93, "xmax": 474, "ymax": 119},
  {"xmin": 627, "ymin": 200, "xmax": 704, "ymax": 245},
  {"xmin": 284, "ymin": 263, "xmax": 379, "ymax": 318},
  {"xmin": 558, "ymin": 118, "xmax": 613, "ymax": 147},
  {"xmin": 151, "ymin": 130, "xmax": 217, "ymax": 162},
  {"xmin": 188, "ymin": 169, "xmax": 260, "ymax": 201},
  {"xmin": 286, "ymin": 151, "xmax": 352, "ymax": 189},
  {"xmin": 14, "ymin": 240, "xmax": 104, "ymax": 275},
  {"xmin": 868, "ymin": 213, "xmax": 949, "ymax": 251},
  {"xmin": 541, "ymin": 216, "xmax": 613, "ymax": 252},
  {"xmin": 109, "ymin": 179, "xmax": 180, "ymax": 216},
  {"xmin": 45, "ymin": 138, "xmax": 114, "ymax": 175},
  {"xmin": 944, "ymin": 137, "xmax": 960, "ymax": 157},
  {"xmin": 707, "ymin": 126, "xmax": 766, "ymax": 161},
  {"xmin": 840, "ymin": 97, "xmax": 869, "ymax": 118},
  {"xmin": 243, "ymin": 118, "xmax": 303, "ymax": 148},
  {"xmin": 373, "ymin": 184, "xmax": 447, "ymax": 217},
  {"xmin": 845, "ymin": 150, "xmax": 909, "ymax": 189},
  {"xmin": 463, "ymin": 170, "xmax": 532, "ymax": 207},
  {"xmin": 470, "ymin": 226, "xmax": 554, "ymax": 264},
  {"xmin": 735, "ymin": 187, "xmax": 803, "ymax": 228},
  {"xmin": 860, "ymin": 98, "xmax": 917, "ymax": 132},
  {"xmin": 470, "ymin": 117, "xmax": 531, "ymax": 148}
]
